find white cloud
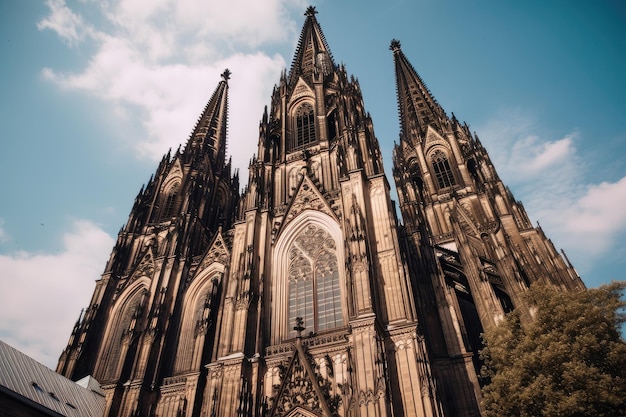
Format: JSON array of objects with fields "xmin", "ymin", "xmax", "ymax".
[
  {"xmin": 512, "ymin": 134, "xmax": 574, "ymax": 174},
  {"xmin": 0, "ymin": 219, "xmax": 114, "ymax": 368},
  {"xmin": 38, "ymin": 0, "xmax": 303, "ymax": 177},
  {"xmin": 478, "ymin": 109, "xmax": 626, "ymax": 275},
  {"xmin": 37, "ymin": 0, "xmax": 96, "ymax": 46},
  {"xmin": 172, "ymin": 0, "xmax": 302, "ymax": 47},
  {"xmin": 555, "ymin": 177, "xmax": 626, "ymax": 251},
  {"xmin": 477, "ymin": 110, "xmax": 579, "ymax": 184}
]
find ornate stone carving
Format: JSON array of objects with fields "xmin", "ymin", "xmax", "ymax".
[
  {"xmin": 349, "ymin": 319, "xmax": 376, "ymax": 336},
  {"xmin": 130, "ymin": 251, "xmax": 155, "ymax": 281},
  {"xmin": 358, "ymin": 388, "xmax": 383, "ymax": 406},
  {"xmin": 424, "ymin": 129, "xmax": 451, "ymax": 154},
  {"xmin": 281, "ymin": 175, "xmax": 337, "ymax": 235},
  {"xmin": 235, "ymin": 294, "xmax": 251, "ymax": 311},
  {"xmin": 189, "ymin": 233, "xmax": 230, "ymax": 279},
  {"xmin": 207, "ymin": 364, "xmax": 223, "ymax": 380},
  {"xmin": 390, "ymin": 328, "xmax": 417, "ymax": 351},
  {"xmin": 290, "ymin": 79, "xmax": 315, "ymax": 103},
  {"xmin": 268, "ymin": 344, "xmax": 340, "ymax": 417}
]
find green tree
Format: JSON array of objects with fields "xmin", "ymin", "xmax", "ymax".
[{"xmin": 480, "ymin": 282, "xmax": 626, "ymax": 417}]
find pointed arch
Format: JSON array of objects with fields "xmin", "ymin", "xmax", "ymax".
[
  {"xmin": 95, "ymin": 278, "xmax": 150, "ymax": 382},
  {"xmin": 160, "ymin": 176, "xmax": 182, "ymax": 220},
  {"xmin": 288, "ymin": 165, "xmax": 305, "ymax": 193},
  {"xmin": 290, "ymin": 101, "xmax": 317, "ymax": 151},
  {"xmin": 272, "ymin": 211, "xmax": 346, "ymax": 344},
  {"xmin": 174, "ymin": 264, "xmax": 225, "ymax": 373},
  {"xmin": 429, "ymin": 148, "xmax": 456, "ymax": 189},
  {"xmin": 326, "ymin": 108, "xmax": 338, "ymax": 142}
]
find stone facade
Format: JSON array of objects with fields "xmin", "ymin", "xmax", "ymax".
[{"xmin": 57, "ymin": 7, "xmax": 584, "ymax": 417}]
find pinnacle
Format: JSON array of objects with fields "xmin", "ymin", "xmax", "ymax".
[
  {"xmin": 305, "ymin": 5, "xmax": 317, "ymax": 17},
  {"xmin": 390, "ymin": 39, "xmax": 401, "ymax": 53}
]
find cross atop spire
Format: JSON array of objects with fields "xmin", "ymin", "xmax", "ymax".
[
  {"xmin": 221, "ymin": 68, "xmax": 231, "ymax": 81},
  {"xmin": 390, "ymin": 39, "xmax": 401, "ymax": 53},
  {"xmin": 305, "ymin": 5, "xmax": 317, "ymax": 17}
]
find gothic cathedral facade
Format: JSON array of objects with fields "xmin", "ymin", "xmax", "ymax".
[{"xmin": 57, "ymin": 7, "xmax": 584, "ymax": 417}]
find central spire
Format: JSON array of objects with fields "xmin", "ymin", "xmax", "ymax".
[{"xmin": 288, "ymin": 5, "xmax": 334, "ymax": 87}]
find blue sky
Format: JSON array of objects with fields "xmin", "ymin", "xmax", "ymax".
[{"xmin": 1, "ymin": 0, "xmax": 625, "ymax": 368}]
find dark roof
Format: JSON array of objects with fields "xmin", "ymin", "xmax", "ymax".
[{"xmin": 0, "ymin": 340, "xmax": 105, "ymax": 417}]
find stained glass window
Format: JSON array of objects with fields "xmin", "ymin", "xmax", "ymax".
[{"xmin": 287, "ymin": 224, "xmax": 343, "ymax": 337}]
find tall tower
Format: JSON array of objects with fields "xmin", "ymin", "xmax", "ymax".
[
  {"xmin": 56, "ymin": 70, "xmax": 240, "ymax": 417},
  {"xmin": 203, "ymin": 7, "xmax": 441, "ymax": 416},
  {"xmin": 390, "ymin": 39, "xmax": 585, "ymax": 415}
]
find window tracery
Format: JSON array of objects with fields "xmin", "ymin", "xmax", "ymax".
[
  {"xmin": 431, "ymin": 149, "xmax": 455, "ymax": 189},
  {"xmin": 292, "ymin": 102, "xmax": 316, "ymax": 150},
  {"xmin": 99, "ymin": 286, "xmax": 147, "ymax": 381},
  {"xmin": 161, "ymin": 181, "xmax": 181, "ymax": 219},
  {"xmin": 174, "ymin": 270, "xmax": 222, "ymax": 373},
  {"xmin": 287, "ymin": 224, "xmax": 342, "ymax": 337}
]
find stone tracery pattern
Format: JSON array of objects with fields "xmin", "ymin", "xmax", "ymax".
[{"xmin": 288, "ymin": 224, "xmax": 343, "ymax": 338}]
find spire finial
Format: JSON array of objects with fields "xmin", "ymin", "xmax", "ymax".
[
  {"xmin": 221, "ymin": 68, "xmax": 231, "ymax": 81},
  {"xmin": 305, "ymin": 5, "xmax": 317, "ymax": 17},
  {"xmin": 390, "ymin": 39, "xmax": 401, "ymax": 53}
]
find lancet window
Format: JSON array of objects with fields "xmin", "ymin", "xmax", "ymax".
[
  {"xmin": 287, "ymin": 224, "xmax": 342, "ymax": 337},
  {"xmin": 98, "ymin": 286, "xmax": 147, "ymax": 381},
  {"xmin": 293, "ymin": 102, "xmax": 316, "ymax": 150},
  {"xmin": 173, "ymin": 273, "xmax": 221, "ymax": 373},
  {"xmin": 160, "ymin": 181, "xmax": 181, "ymax": 219},
  {"xmin": 431, "ymin": 149, "xmax": 456, "ymax": 189}
]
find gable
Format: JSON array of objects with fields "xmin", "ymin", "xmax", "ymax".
[
  {"xmin": 162, "ymin": 158, "xmax": 184, "ymax": 190},
  {"xmin": 424, "ymin": 125, "xmax": 450, "ymax": 154},
  {"xmin": 267, "ymin": 339, "xmax": 338, "ymax": 417},
  {"xmin": 188, "ymin": 231, "xmax": 230, "ymax": 285},
  {"xmin": 289, "ymin": 78, "xmax": 315, "ymax": 106},
  {"xmin": 275, "ymin": 174, "xmax": 338, "ymax": 243},
  {"xmin": 115, "ymin": 248, "xmax": 156, "ymax": 296}
]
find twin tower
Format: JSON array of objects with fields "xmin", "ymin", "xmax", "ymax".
[{"xmin": 56, "ymin": 7, "xmax": 584, "ymax": 417}]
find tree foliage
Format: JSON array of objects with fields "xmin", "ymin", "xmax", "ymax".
[{"xmin": 480, "ymin": 282, "xmax": 626, "ymax": 417}]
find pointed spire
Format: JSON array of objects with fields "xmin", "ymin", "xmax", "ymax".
[
  {"xmin": 391, "ymin": 39, "xmax": 447, "ymax": 140},
  {"xmin": 185, "ymin": 69, "xmax": 231, "ymax": 169},
  {"xmin": 74, "ymin": 308, "xmax": 84, "ymax": 329},
  {"xmin": 288, "ymin": 6, "xmax": 334, "ymax": 86}
]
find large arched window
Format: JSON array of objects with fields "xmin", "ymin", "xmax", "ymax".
[
  {"xmin": 174, "ymin": 269, "xmax": 222, "ymax": 373},
  {"xmin": 431, "ymin": 149, "xmax": 456, "ymax": 189},
  {"xmin": 96, "ymin": 284, "xmax": 148, "ymax": 382},
  {"xmin": 293, "ymin": 102, "xmax": 316, "ymax": 150},
  {"xmin": 287, "ymin": 224, "xmax": 342, "ymax": 337}
]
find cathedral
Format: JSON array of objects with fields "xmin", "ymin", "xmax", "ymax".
[{"xmin": 56, "ymin": 7, "xmax": 585, "ymax": 417}]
